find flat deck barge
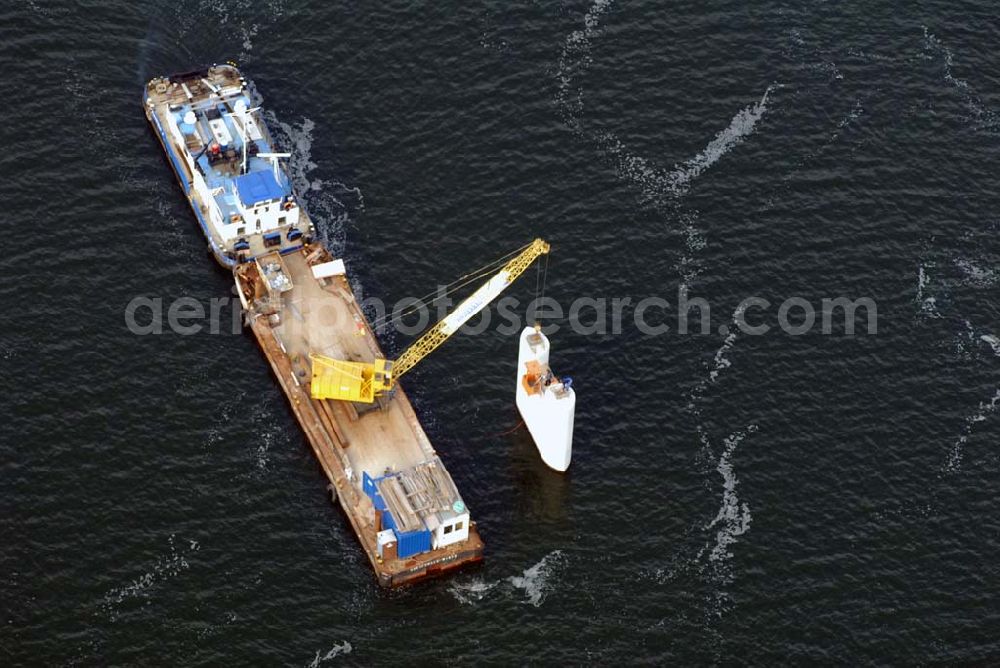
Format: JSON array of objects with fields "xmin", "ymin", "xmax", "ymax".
[{"xmin": 143, "ymin": 64, "xmax": 483, "ymax": 586}]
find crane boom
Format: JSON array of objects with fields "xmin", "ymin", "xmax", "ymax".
[{"xmin": 310, "ymin": 238, "xmax": 550, "ymax": 404}]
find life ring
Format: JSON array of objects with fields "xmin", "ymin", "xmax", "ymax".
[{"xmin": 155, "ymin": 82, "xmax": 168, "ymax": 94}]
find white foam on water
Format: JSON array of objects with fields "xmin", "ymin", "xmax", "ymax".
[
  {"xmin": 195, "ymin": 610, "xmax": 238, "ymax": 640},
  {"xmin": 953, "ymin": 319, "xmax": 978, "ymax": 357},
  {"xmin": 206, "ymin": 390, "xmax": 247, "ymax": 449},
  {"xmin": 247, "ymin": 398, "xmax": 286, "ymax": 473},
  {"xmin": 709, "ymin": 304, "xmax": 748, "ymax": 384},
  {"xmin": 555, "ymin": 0, "xmax": 616, "ymax": 130},
  {"xmin": 685, "ymin": 305, "xmax": 748, "ymax": 416},
  {"xmin": 592, "ymin": 85, "xmax": 775, "ymax": 203},
  {"xmin": 705, "ymin": 426, "xmax": 757, "ymax": 564},
  {"xmin": 838, "ymin": 99, "xmax": 865, "ymax": 129},
  {"xmin": 667, "ymin": 86, "xmax": 775, "ymax": 197},
  {"xmin": 709, "ymin": 334, "xmax": 737, "ymax": 384},
  {"xmin": 981, "ymin": 334, "xmax": 1000, "ymax": 357},
  {"xmin": 183, "ymin": 0, "xmax": 286, "ymax": 60},
  {"xmin": 508, "ymin": 550, "xmax": 566, "ymax": 607},
  {"xmin": 268, "ymin": 115, "xmax": 321, "ymax": 195},
  {"xmin": 556, "ymin": 0, "xmax": 775, "ymax": 292},
  {"xmin": 100, "ymin": 534, "xmax": 200, "ymax": 622},
  {"xmin": 593, "ymin": 131, "xmax": 674, "ymax": 208},
  {"xmin": 923, "ymin": 26, "xmax": 998, "ymax": 130},
  {"xmin": 783, "ymin": 26, "xmax": 856, "ymax": 85},
  {"xmin": 827, "ymin": 98, "xmax": 865, "ymax": 149},
  {"xmin": 22, "ymin": 0, "xmax": 61, "ymax": 18},
  {"xmin": 944, "ymin": 388, "xmax": 1000, "ymax": 473},
  {"xmin": 264, "ymin": 112, "xmax": 362, "ymax": 255},
  {"xmin": 944, "ymin": 330, "xmax": 1000, "ymax": 471},
  {"xmin": 689, "ymin": 425, "xmax": 758, "ymax": 619},
  {"xmin": 676, "ymin": 211, "xmax": 708, "ymax": 285},
  {"xmin": 943, "ymin": 325, "xmax": 1000, "ymax": 471},
  {"xmin": 447, "ymin": 552, "xmax": 566, "ymax": 607},
  {"xmin": 448, "ymin": 577, "xmax": 502, "ymax": 605},
  {"xmin": 916, "ymin": 264, "xmax": 941, "ymax": 318},
  {"xmin": 307, "ymin": 642, "xmax": 353, "ymax": 666},
  {"xmin": 955, "ymin": 257, "xmax": 997, "ymax": 287},
  {"xmin": 240, "ymin": 22, "xmax": 259, "ymax": 59},
  {"xmin": 590, "ymin": 96, "xmax": 773, "ymax": 286}
]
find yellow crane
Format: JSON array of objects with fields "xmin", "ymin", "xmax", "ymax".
[{"xmin": 310, "ymin": 238, "xmax": 550, "ymax": 403}]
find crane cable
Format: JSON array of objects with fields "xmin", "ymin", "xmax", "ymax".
[
  {"xmin": 369, "ymin": 243, "xmax": 525, "ymax": 330},
  {"xmin": 536, "ymin": 250, "xmax": 549, "ymax": 325},
  {"xmin": 369, "ymin": 240, "xmax": 534, "ymax": 331}
]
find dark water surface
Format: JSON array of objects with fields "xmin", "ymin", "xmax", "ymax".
[{"xmin": 3, "ymin": 1, "xmax": 1000, "ymax": 664}]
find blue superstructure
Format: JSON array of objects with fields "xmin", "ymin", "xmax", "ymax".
[
  {"xmin": 143, "ymin": 65, "xmax": 312, "ymax": 266},
  {"xmin": 234, "ymin": 171, "xmax": 287, "ymax": 207}
]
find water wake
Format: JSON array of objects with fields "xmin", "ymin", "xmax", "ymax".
[
  {"xmin": 981, "ymin": 334, "xmax": 1000, "ymax": 357},
  {"xmin": 591, "ymin": 85, "xmax": 774, "ymax": 207},
  {"xmin": 954, "ymin": 257, "xmax": 998, "ymax": 287},
  {"xmin": 666, "ymin": 87, "xmax": 775, "ymax": 197},
  {"xmin": 307, "ymin": 642, "xmax": 353, "ymax": 666},
  {"xmin": 556, "ymin": 0, "xmax": 770, "ymax": 625},
  {"xmin": 179, "ymin": 0, "xmax": 287, "ymax": 62},
  {"xmin": 709, "ymin": 304, "xmax": 748, "ymax": 384},
  {"xmin": 650, "ymin": 425, "xmax": 759, "ymax": 620},
  {"xmin": 704, "ymin": 426, "xmax": 757, "ymax": 565},
  {"xmin": 555, "ymin": 0, "xmax": 616, "ymax": 132},
  {"xmin": 508, "ymin": 549, "xmax": 566, "ymax": 607},
  {"xmin": 922, "ymin": 26, "xmax": 999, "ymax": 131},
  {"xmin": 942, "ymin": 330, "xmax": 1000, "ymax": 472},
  {"xmin": 690, "ymin": 424, "xmax": 759, "ymax": 619},
  {"xmin": 448, "ymin": 577, "xmax": 501, "ymax": 605},
  {"xmin": 265, "ymin": 113, "xmax": 363, "ymax": 256},
  {"xmin": 556, "ymin": 0, "xmax": 774, "ymax": 293},
  {"xmin": 100, "ymin": 534, "xmax": 200, "ymax": 622},
  {"xmin": 916, "ymin": 263, "xmax": 941, "ymax": 318},
  {"xmin": 944, "ymin": 388, "xmax": 1000, "ymax": 473},
  {"xmin": 448, "ymin": 550, "xmax": 566, "ymax": 607}
]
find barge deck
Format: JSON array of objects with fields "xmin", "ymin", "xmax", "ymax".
[
  {"xmin": 234, "ymin": 248, "xmax": 484, "ymax": 586},
  {"xmin": 143, "ymin": 64, "xmax": 483, "ymax": 587}
]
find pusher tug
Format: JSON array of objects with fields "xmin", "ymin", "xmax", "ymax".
[
  {"xmin": 516, "ymin": 326, "xmax": 576, "ymax": 471},
  {"xmin": 143, "ymin": 63, "xmax": 551, "ymax": 586}
]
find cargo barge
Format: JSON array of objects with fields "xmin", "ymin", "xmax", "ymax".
[{"xmin": 143, "ymin": 64, "xmax": 484, "ymax": 586}]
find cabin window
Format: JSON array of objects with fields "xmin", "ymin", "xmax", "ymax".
[
  {"xmin": 455, "ymin": 521, "xmax": 464, "ymax": 531},
  {"xmin": 237, "ymin": 227, "xmax": 245, "ymax": 235},
  {"xmin": 278, "ymin": 216, "xmax": 286, "ymax": 226},
  {"xmin": 443, "ymin": 525, "xmax": 453, "ymax": 535}
]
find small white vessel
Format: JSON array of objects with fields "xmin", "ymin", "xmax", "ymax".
[{"xmin": 515, "ymin": 326, "xmax": 575, "ymax": 471}]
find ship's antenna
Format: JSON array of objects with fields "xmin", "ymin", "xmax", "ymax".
[
  {"xmin": 257, "ymin": 153, "xmax": 292, "ymax": 184},
  {"xmin": 226, "ymin": 100, "xmax": 261, "ymax": 174}
]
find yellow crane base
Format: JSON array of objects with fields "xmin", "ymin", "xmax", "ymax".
[{"xmin": 310, "ymin": 354, "xmax": 391, "ymax": 403}]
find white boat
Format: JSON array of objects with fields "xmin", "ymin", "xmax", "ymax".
[
  {"xmin": 515, "ymin": 326, "xmax": 575, "ymax": 471},
  {"xmin": 143, "ymin": 64, "xmax": 313, "ymax": 268}
]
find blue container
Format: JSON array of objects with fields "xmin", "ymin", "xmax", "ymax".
[
  {"xmin": 362, "ymin": 471, "xmax": 377, "ymax": 497},
  {"xmin": 395, "ymin": 528, "xmax": 432, "ymax": 558},
  {"xmin": 362, "ymin": 472, "xmax": 387, "ymax": 511}
]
